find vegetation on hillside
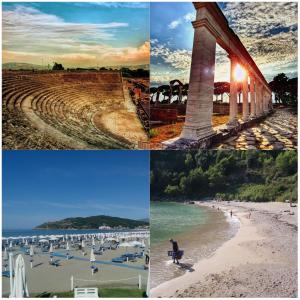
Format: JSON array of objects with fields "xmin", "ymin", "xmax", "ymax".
[
  {"xmin": 36, "ymin": 215, "xmax": 149, "ymax": 229},
  {"xmin": 151, "ymin": 151, "xmax": 297, "ymax": 202}
]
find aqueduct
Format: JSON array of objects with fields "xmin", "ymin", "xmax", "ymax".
[{"xmin": 171, "ymin": 2, "xmax": 273, "ymax": 146}]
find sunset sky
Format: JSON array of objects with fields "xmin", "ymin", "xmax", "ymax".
[
  {"xmin": 3, "ymin": 2, "xmax": 150, "ymax": 68},
  {"xmin": 151, "ymin": 2, "xmax": 298, "ymax": 86}
]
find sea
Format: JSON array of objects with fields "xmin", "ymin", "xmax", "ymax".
[
  {"xmin": 150, "ymin": 201, "xmax": 239, "ymax": 289},
  {"xmin": 2, "ymin": 228, "xmax": 145, "ymax": 239}
]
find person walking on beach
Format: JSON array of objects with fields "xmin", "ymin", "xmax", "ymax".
[
  {"xmin": 230, "ymin": 210, "xmax": 233, "ymax": 218},
  {"xmin": 169, "ymin": 238, "xmax": 179, "ymax": 264}
]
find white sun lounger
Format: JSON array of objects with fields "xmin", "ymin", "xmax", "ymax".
[{"xmin": 74, "ymin": 288, "xmax": 99, "ymax": 298}]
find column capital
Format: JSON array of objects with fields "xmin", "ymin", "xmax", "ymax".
[{"xmin": 192, "ymin": 18, "xmax": 220, "ymax": 39}]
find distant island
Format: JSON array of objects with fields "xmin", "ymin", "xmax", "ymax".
[{"xmin": 35, "ymin": 215, "xmax": 149, "ymax": 230}]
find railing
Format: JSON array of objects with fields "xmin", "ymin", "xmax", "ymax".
[{"xmin": 70, "ymin": 274, "xmax": 145, "ymax": 291}]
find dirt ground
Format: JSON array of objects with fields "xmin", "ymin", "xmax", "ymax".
[
  {"xmin": 150, "ymin": 114, "xmax": 233, "ymax": 148},
  {"xmin": 94, "ymin": 110, "xmax": 148, "ymax": 146}
]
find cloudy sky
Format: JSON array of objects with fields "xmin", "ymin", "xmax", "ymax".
[
  {"xmin": 3, "ymin": 2, "xmax": 150, "ymax": 68},
  {"xmin": 3, "ymin": 151, "xmax": 149, "ymax": 229},
  {"xmin": 151, "ymin": 2, "xmax": 298, "ymax": 86}
]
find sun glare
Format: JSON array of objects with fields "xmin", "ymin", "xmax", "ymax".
[{"xmin": 234, "ymin": 64, "xmax": 246, "ymax": 82}]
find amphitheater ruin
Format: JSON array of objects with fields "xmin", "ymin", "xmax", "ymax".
[
  {"xmin": 3, "ymin": 71, "xmax": 148, "ymax": 149},
  {"xmin": 153, "ymin": 2, "xmax": 275, "ymax": 149}
]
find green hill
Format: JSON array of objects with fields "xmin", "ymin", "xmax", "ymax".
[
  {"xmin": 151, "ymin": 150, "xmax": 297, "ymax": 203},
  {"xmin": 35, "ymin": 215, "xmax": 149, "ymax": 229}
]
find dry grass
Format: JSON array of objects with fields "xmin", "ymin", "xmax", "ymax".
[{"xmin": 149, "ymin": 114, "xmax": 237, "ymax": 148}]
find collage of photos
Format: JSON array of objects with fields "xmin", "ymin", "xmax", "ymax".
[{"xmin": 2, "ymin": 1, "xmax": 298, "ymax": 299}]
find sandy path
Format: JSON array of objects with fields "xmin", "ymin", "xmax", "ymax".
[{"xmin": 150, "ymin": 201, "xmax": 297, "ymax": 298}]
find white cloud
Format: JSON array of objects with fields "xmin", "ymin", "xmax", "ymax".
[
  {"xmin": 183, "ymin": 12, "xmax": 195, "ymax": 22},
  {"xmin": 168, "ymin": 11, "xmax": 195, "ymax": 30},
  {"xmin": 152, "ymin": 3, "xmax": 297, "ymax": 85},
  {"xmin": 3, "ymin": 5, "xmax": 149, "ymax": 67},
  {"xmin": 168, "ymin": 20, "xmax": 181, "ymax": 29}
]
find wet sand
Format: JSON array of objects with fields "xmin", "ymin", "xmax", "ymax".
[
  {"xmin": 151, "ymin": 201, "xmax": 297, "ymax": 298},
  {"xmin": 150, "ymin": 205, "xmax": 239, "ymax": 289},
  {"xmin": 2, "ymin": 246, "xmax": 148, "ymax": 297}
]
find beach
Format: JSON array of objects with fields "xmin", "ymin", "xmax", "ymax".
[
  {"xmin": 150, "ymin": 202, "xmax": 239, "ymax": 289},
  {"xmin": 150, "ymin": 201, "xmax": 297, "ymax": 298},
  {"xmin": 2, "ymin": 231, "xmax": 149, "ymax": 297}
]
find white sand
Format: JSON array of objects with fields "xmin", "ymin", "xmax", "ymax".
[
  {"xmin": 151, "ymin": 201, "xmax": 297, "ymax": 298},
  {"xmin": 2, "ymin": 246, "xmax": 148, "ymax": 297}
]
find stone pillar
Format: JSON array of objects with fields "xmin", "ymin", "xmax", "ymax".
[
  {"xmin": 263, "ymin": 88, "xmax": 268, "ymax": 114},
  {"xmin": 227, "ymin": 55, "xmax": 238, "ymax": 126},
  {"xmin": 256, "ymin": 83, "xmax": 262, "ymax": 116},
  {"xmin": 180, "ymin": 21, "xmax": 216, "ymax": 140},
  {"xmin": 242, "ymin": 72, "xmax": 249, "ymax": 121},
  {"xmin": 249, "ymin": 75, "xmax": 256, "ymax": 118},
  {"xmin": 258, "ymin": 84, "xmax": 263, "ymax": 116}
]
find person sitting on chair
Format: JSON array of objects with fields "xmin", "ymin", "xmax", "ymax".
[{"xmin": 169, "ymin": 238, "xmax": 179, "ymax": 264}]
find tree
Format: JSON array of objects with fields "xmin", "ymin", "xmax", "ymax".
[
  {"xmin": 164, "ymin": 184, "xmax": 180, "ymax": 196},
  {"xmin": 214, "ymin": 82, "xmax": 230, "ymax": 102},
  {"xmin": 52, "ymin": 62, "xmax": 64, "ymax": 71},
  {"xmin": 275, "ymin": 151, "xmax": 297, "ymax": 176},
  {"xmin": 269, "ymin": 73, "xmax": 289, "ymax": 105}
]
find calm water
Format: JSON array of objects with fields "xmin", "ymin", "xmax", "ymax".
[
  {"xmin": 2, "ymin": 228, "xmax": 142, "ymax": 238},
  {"xmin": 151, "ymin": 202, "xmax": 209, "ymax": 245},
  {"xmin": 150, "ymin": 201, "xmax": 239, "ymax": 288}
]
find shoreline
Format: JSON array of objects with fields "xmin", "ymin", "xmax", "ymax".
[
  {"xmin": 150, "ymin": 202, "xmax": 234, "ymax": 288},
  {"xmin": 150, "ymin": 201, "xmax": 297, "ymax": 298}
]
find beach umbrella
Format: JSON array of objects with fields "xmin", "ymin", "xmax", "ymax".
[
  {"xmin": 9, "ymin": 241, "xmax": 13, "ymax": 248},
  {"xmin": 25, "ymin": 240, "xmax": 28, "ymax": 247},
  {"xmin": 9, "ymin": 252, "xmax": 14, "ymax": 297},
  {"xmin": 146, "ymin": 272, "xmax": 150, "ymax": 297},
  {"xmin": 49, "ymin": 244, "xmax": 53, "ymax": 262},
  {"xmin": 4, "ymin": 247, "xmax": 8, "ymax": 261},
  {"xmin": 66, "ymin": 242, "xmax": 70, "ymax": 260},
  {"xmin": 90, "ymin": 248, "xmax": 96, "ymax": 263},
  {"xmin": 29, "ymin": 246, "xmax": 34, "ymax": 269},
  {"xmin": 38, "ymin": 239, "xmax": 48, "ymax": 243},
  {"xmin": 90, "ymin": 248, "xmax": 96, "ymax": 275},
  {"xmin": 81, "ymin": 240, "xmax": 85, "ymax": 248},
  {"xmin": 29, "ymin": 245, "xmax": 34, "ymax": 257},
  {"xmin": 11, "ymin": 254, "xmax": 29, "ymax": 298},
  {"xmin": 3, "ymin": 248, "xmax": 8, "ymax": 271}
]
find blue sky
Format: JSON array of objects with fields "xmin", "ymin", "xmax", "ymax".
[
  {"xmin": 3, "ymin": 2, "xmax": 149, "ymax": 67},
  {"xmin": 3, "ymin": 151, "xmax": 149, "ymax": 229},
  {"xmin": 151, "ymin": 2, "xmax": 298, "ymax": 86}
]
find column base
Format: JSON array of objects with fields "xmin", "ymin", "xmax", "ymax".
[
  {"xmin": 226, "ymin": 118, "xmax": 239, "ymax": 128},
  {"xmin": 243, "ymin": 115, "xmax": 250, "ymax": 122},
  {"xmin": 180, "ymin": 124, "xmax": 215, "ymax": 140}
]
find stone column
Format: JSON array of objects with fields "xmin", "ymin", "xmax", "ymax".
[
  {"xmin": 227, "ymin": 55, "xmax": 238, "ymax": 126},
  {"xmin": 249, "ymin": 75, "xmax": 256, "ymax": 118},
  {"xmin": 258, "ymin": 83, "xmax": 263, "ymax": 116},
  {"xmin": 242, "ymin": 72, "xmax": 249, "ymax": 121},
  {"xmin": 263, "ymin": 88, "xmax": 268, "ymax": 114},
  {"xmin": 180, "ymin": 21, "xmax": 216, "ymax": 140}
]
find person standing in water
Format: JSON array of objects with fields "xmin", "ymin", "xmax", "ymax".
[{"xmin": 169, "ymin": 238, "xmax": 179, "ymax": 264}]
